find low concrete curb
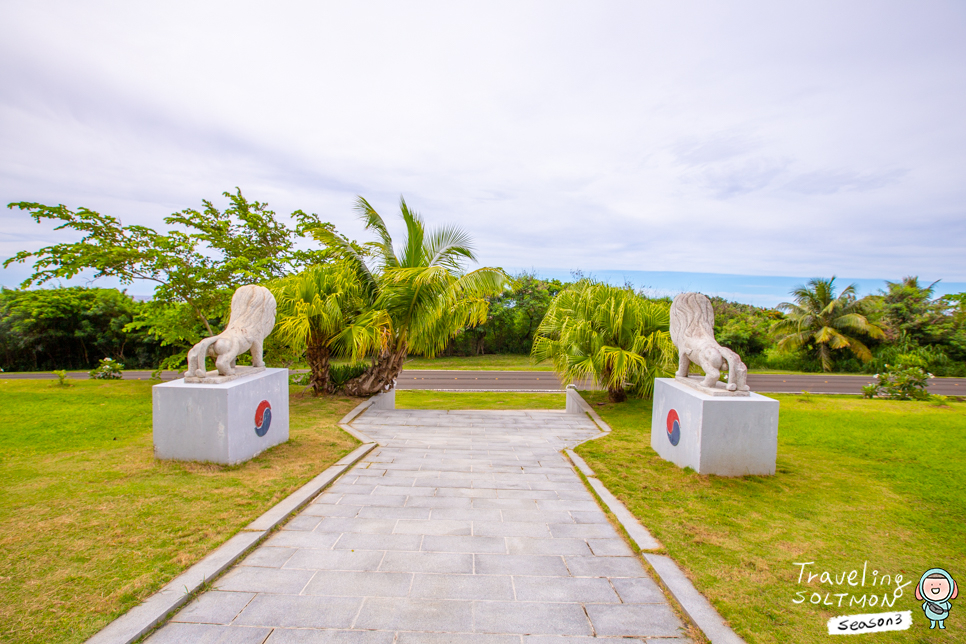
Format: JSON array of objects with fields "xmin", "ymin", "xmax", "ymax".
[
  {"xmin": 645, "ymin": 554, "xmax": 747, "ymax": 644},
  {"xmin": 565, "ymin": 448, "xmax": 661, "ymax": 552},
  {"xmin": 566, "ymin": 387, "xmax": 746, "ymax": 644},
  {"xmin": 85, "ymin": 398, "xmax": 379, "ymax": 644}
]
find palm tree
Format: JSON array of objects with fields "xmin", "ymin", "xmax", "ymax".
[
  {"xmin": 531, "ymin": 281, "xmax": 675, "ymax": 402},
  {"xmin": 313, "ymin": 196, "xmax": 508, "ymax": 396},
  {"xmin": 773, "ymin": 277, "xmax": 884, "ymax": 372},
  {"xmin": 269, "ymin": 262, "xmax": 386, "ymax": 395}
]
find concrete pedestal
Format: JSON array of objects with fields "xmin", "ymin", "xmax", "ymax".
[
  {"xmin": 153, "ymin": 368, "xmax": 289, "ymax": 465},
  {"xmin": 651, "ymin": 378, "xmax": 779, "ymax": 476}
]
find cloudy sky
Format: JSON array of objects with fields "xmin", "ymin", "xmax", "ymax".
[{"xmin": 1, "ymin": 1, "xmax": 964, "ymax": 305}]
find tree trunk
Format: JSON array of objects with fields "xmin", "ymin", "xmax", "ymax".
[
  {"xmin": 607, "ymin": 386, "xmax": 627, "ymax": 403},
  {"xmin": 342, "ymin": 347, "xmax": 407, "ymax": 397},
  {"xmin": 306, "ymin": 336, "xmax": 333, "ymax": 396}
]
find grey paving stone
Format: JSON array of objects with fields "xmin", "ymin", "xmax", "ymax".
[
  {"xmin": 396, "ymin": 634, "xmax": 520, "ymax": 644},
  {"xmin": 302, "ymin": 570, "xmax": 413, "ymax": 597},
  {"xmin": 356, "ymin": 506, "xmax": 432, "ymax": 520},
  {"xmin": 473, "ymin": 521, "xmax": 552, "ymax": 538},
  {"xmin": 473, "ymin": 601, "xmax": 593, "ymax": 636},
  {"xmin": 537, "ymin": 500, "xmax": 599, "ymax": 512},
  {"xmin": 564, "ymin": 556, "xmax": 647, "ymax": 578},
  {"xmin": 512, "ymin": 576, "xmax": 619, "ymax": 603},
  {"xmin": 553, "ymin": 488, "xmax": 595, "ymax": 501},
  {"xmin": 500, "ymin": 510, "xmax": 573, "ymax": 524},
  {"xmin": 548, "ymin": 523, "xmax": 617, "ymax": 539},
  {"xmin": 473, "ymin": 498, "xmax": 540, "ymax": 510},
  {"xmin": 585, "ymin": 539, "xmax": 634, "ymax": 557},
  {"xmin": 405, "ymin": 496, "xmax": 474, "ymax": 509},
  {"xmin": 171, "ymin": 591, "xmax": 255, "ymax": 624},
  {"xmin": 379, "ymin": 551, "xmax": 474, "ymax": 574},
  {"xmin": 436, "ymin": 487, "xmax": 498, "ymax": 498},
  {"xmin": 233, "ymin": 594, "xmax": 363, "ymax": 629},
  {"xmin": 410, "ymin": 573, "xmax": 514, "ymax": 600},
  {"xmin": 329, "ymin": 483, "xmax": 377, "ymax": 495},
  {"xmin": 421, "ymin": 535, "xmax": 507, "ymax": 554},
  {"xmin": 505, "ymin": 537, "xmax": 591, "ymax": 556},
  {"xmin": 284, "ymin": 548, "xmax": 385, "ymax": 571},
  {"xmin": 472, "ymin": 480, "xmax": 533, "ymax": 490},
  {"xmin": 496, "ymin": 489, "xmax": 559, "ymax": 500},
  {"xmin": 333, "ymin": 533, "xmax": 423, "ymax": 552},
  {"xmin": 315, "ymin": 517, "xmax": 398, "ymax": 534},
  {"xmin": 339, "ymin": 493, "xmax": 407, "ymax": 507},
  {"xmin": 145, "ymin": 623, "xmax": 271, "ymax": 644},
  {"xmin": 303, "ymin": 504, "xmax": 362, "ymax": 517},
  {"xmin": 474, "ymin": 554, "xmax": 570, "ymax": 577},
  {"xmin": 267, "ymin": 628, "xmax": 396, "ymax": 643},
  {"xmin": 584, "ymin": 603, "xmax": 684, "ymax": 637},
  {"xmin": 239, "ymin": 547, "xmax": 296, "ymax": 569},
  {"xmin": 414, "ymin": 478, "xmax": 473, "ymax": 488},
  {"xmin": 569, "ymin": 511, "xmax": 609, "ymax": 524},
  {"xmin": 431, "ymin": 507, "xmax": 503, "ymax": 522},
  {"xmin": 610, "ymin": 576, "xmax": 666, "ymax": 603},
  {"xmin": 353, "ymin": 597, "xmax": 474, "ymax": 631},
  {"xmin": 264, "ymin": 531, "xmax": 341, "ymax": 549},
  {"xmin": 216, "ymin": 567, "xmax": 315, "ymax": 594},
  {"xmin": 394, "ymin": 519, "xmax": 472, "ymax": 536},
  {"xmin": 284, "ymin": 515, "xmax": 324, "ymax": 531}
]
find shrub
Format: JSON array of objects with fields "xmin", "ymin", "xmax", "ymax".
[
  {"xmin": 53, "ymin": 369, "xmax": 69, "ymax": 386},
  {"xmin": 89, "ymin": 357, "xmax": 124, "ymax": 380},
  {"xmin": 874, "ymin": 363, "xmax": 930, "ymax": 401},
  {"xmin": 929, "ymin": 394, "xmax": 951, "ymax": 407},
  {"xmin": 331, "ymin": 363, "xmax": 368, "ymax": 389}
]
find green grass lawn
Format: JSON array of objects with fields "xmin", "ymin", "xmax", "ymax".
[
  {"xmin": 399, "ymin": 354, "xmax": 553, "ymax": 371},
  {"xmin": 0, "ymin": 379, "xmax": 359, "ymax": 644},
  {"xmin": 577, "ymin": 391, "xmax": 966, "ymax": 643},
  {"xmin": 395, "ymin": 390, "xmax": 564, "ymax": 410}
]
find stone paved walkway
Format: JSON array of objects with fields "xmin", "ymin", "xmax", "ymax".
[{"xmin": 146, "ymin": 410, "xmax": 691, "ymax": 643}]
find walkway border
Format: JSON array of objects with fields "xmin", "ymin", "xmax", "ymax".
[
  {"xmin": 85, "ymin": 397, "xmax": 380, "ymax": 644},
  {"xmin": 565, "ymin": 386, "xmax": 746, "ymax": 644}
]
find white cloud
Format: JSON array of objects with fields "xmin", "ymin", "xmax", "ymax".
[{"xmin": 1, "ymin": 0, "xmax": 964, "ymax": 293}]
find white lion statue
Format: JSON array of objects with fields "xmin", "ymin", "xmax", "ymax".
[
  {"xmin": 184, "ymin": 285, "xmax": 277, "ymax": 379},
  {"xmin": 669, "ymin": 292, "xmax": 749, "ymax": 393}
]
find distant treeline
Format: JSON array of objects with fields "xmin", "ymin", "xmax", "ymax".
[
  {"xmin": 446, "ymin": 274, "xmax": 966, "ymax": 377},
  {"xmin": 2, "ymin": 275, "xmax": 964, "ymax": 375},
  {"xmin": 0, "ymin": 287, "xmax": 173, "ymax": 371}
]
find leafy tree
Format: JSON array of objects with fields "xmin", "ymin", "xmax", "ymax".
[
  {"xmin": 773, "ymin": 277, "xmax": 885, "ymax": 372},
  {"xmin": 709, "ymin": 297, "xmax": 780, "ymax": 359},
  {"xmin": 0, "ymin": 287, "xmax": 165, "ymax": 371},
  {"xmin": 532, "ymin": 280, "xmax": 675, "ymax": 402},
  {"xmin": 874, "ymin": 276, "xmax": 951, "ymax": 345},
  {"xmin": 446, "ymin": 272, "xmax": 568, "ymax": 356},
  {"xmin": 5, "ymin": 189, "xmax": 329, "ymax": 368},
  {"xmin": 314, "ymin": 196, "xmax": 508, "ymax": 396}
]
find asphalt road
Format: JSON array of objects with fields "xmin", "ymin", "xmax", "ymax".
[{"xmin": 6, "ymin": 369, "xmax": 964, "ymax": 396}]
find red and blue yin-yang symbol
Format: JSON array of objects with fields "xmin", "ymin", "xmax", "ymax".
[
  {"xmin": 666, "ymin": 408, "xmax": 681, "ymax": 446},
  {"xmin": 255, "ymin": 400, "xmax": 272, "ymax": 437}
]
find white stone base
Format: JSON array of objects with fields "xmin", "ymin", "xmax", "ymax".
[
  {"xmin": 651, "ymin": 378, "xmax": 779, "ymax": 476},
  {"xmin": 153, "ymin": 368, "xmax": 289, "ymax": 464},
  {"xmin": 183, "ymin": 365, "xmax": 265, "ymax": 384}
]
